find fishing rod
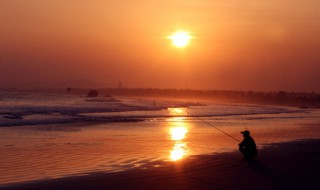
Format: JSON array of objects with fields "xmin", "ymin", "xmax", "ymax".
[{"xmin": 187, "ymin": 112, "xmax": 241, "ymax": 143}]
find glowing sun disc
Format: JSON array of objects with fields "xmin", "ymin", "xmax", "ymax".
[{"xmin": 169, "ymin": 31, "xmax": 191, "ymax": 48}]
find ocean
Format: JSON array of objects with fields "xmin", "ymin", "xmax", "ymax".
[{"xmin": 1, "ymin": 91, "xmax": 320, "ymax": 185}]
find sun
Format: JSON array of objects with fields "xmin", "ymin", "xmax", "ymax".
[{"xmin": 168, "ymin": 31, "xmax": 192, "ymax": 48}]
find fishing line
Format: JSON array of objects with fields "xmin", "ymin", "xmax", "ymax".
[{"xmin": 187, "ymin": 112, "xmax": 241, "ymax": 142}]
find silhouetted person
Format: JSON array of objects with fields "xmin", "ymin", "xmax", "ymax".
[{"xmin": 239, "ymin": 130, "xmax": 257, "ymax": 159}]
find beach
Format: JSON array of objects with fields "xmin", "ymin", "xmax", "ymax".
[
  {"xmin": 2, "ymin": 139, "xmax": 319, "ymax": 190},
  {"xmin": 1, "ymin": 92, "xmax": 320, "ymax": 189},
  {"xmin": 2, "ymin": 0, "xmax": 320, "ymax": 189}
]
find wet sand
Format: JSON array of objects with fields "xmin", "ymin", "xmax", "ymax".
[{"xmin": 3, "ymin": 139, "xmax": 319, "ymax": 190}]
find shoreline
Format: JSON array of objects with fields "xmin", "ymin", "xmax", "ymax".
[
  {"xmin": 2, "ymin": 88, "xmax": 319, "ymax": 109},
  {"xmin": 2, "ymin": 139, "xmax": 320, "ymax": 190},
  {"xmin": 1, "ymin": 99, "xmax": 316, "ymax": 128}
]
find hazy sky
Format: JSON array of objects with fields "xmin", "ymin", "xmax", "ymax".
[{"xmin": 1, "ymin": 0, "xmax": 320, "ymax": 91}]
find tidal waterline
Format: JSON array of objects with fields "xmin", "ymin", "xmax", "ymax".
[{"xmin": 1, "ymin": 104, "xmax": 320, "ymax": 185}]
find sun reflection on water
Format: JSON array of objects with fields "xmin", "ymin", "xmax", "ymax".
[
  {"xmin": 170, "ymin": 142, "xmax": 188, "ymax": 161},
  {"xmin": 167, "ymin": 108, "xmax": 189, "ymax": 161},
  {"xmin": 170, "ymin": 127, "xmax": 188, "ymax": 141},
  {"xmin": 168, "ymin": 107, "xmax": 187, "ymax": 116}
]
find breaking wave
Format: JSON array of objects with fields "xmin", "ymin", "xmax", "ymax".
[{"xmin": 0, "ymin": 92, "xmax": 308, "ymax": 127}]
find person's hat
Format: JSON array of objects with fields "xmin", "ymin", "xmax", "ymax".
[{"xmin": 240, "ymin": 130, "xmax": 250, "ymax": 135}]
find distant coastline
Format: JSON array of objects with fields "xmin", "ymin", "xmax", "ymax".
[{"xmin": 1, "ymin": 88, "xmax": 319, "ymax": 109}]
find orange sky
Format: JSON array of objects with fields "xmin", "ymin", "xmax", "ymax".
[{"xmin": 1, "ymin": 0, "xmax": 320, "ymax": 91}]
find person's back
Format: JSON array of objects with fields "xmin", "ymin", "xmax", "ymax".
[{"xmin": 239, "ymin": 130, "xmax": 257, "ymax": 159}]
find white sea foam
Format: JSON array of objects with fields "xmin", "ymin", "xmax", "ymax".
[{"xmin": 0, "ymin": 92, "xmax": 308, "ymax": 127}]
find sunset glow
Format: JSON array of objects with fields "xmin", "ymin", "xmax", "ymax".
[
  {"xmin": 1, "ymin": 1, "xmax": 320, "ymax": 189},
  {"xmin": 1, "ymin": 1, "xmax": 320, "ymax": 91},
  {"xmin": 168, "ymin": 31, "xmax": 191, "ymax": 48}
]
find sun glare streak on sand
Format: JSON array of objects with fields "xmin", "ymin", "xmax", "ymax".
[
  {"xmin": 167, "ymin": 108, "xmax": 190, "ymax": 161},
  {"xmin": 170, "ymin": 127, "xmax": 188, "ymax": 141},
  {"xmin": 170, "ymin": 142, "xmax": 188, "ymax": 161},
  {"xmin": 169, "ymin": 123, "xmax": 189, "ymax": 161}
]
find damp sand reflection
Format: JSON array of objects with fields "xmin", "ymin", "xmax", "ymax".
[
  {"xmin": 1, "ymin": 106, "xmax": 320, "ymax": 185},
  {"xmin": 167, "ymin": 108, "xmax": 190, "ymax": 161}
]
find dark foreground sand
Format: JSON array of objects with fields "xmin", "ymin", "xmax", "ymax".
[{"xmin": 2, "ymin": 139, "xmax": 320, "ymax": 190}]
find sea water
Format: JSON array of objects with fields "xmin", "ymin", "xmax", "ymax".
[{"xmin": 0, "ymin": 91, "xmax": 320, "ymax": 185}]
